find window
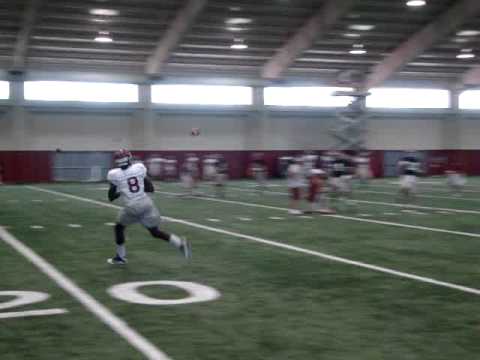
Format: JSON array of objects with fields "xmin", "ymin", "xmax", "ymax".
[
  {"xmin": 264, "ymin": 87, "xmax": 354, "ymax": 107},
  {"xmin": 366, "ymin": 88, "xmax": 450, "ymax": 109},
  {"xmin": 459, "ymin": 90, "xmax": 480, "ymax": 109},
  {"xmin": 24, "ymin": 81, "xmax": 139, "ymax": 102},
  {"xmin": 0, "ymin": 81, "xmax": 9, "ymax": 99},
  {"xmin": 151, "ymin": 85, "xmax": 252, "ymax": 105}
]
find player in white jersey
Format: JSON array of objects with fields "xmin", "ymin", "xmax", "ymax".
[
  {"xmin": 287, "ymin": 157, "xmax": 306, "ymax": 215},
  {"xmin": 106, "ymin": 149, "xmax": 191, "ymax": 264}
]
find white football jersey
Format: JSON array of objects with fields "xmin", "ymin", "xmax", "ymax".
[
  {"xmin": 107, "ymin": 162, "xmax": 148, "ymax": 205},
  {"xmin": 287, "ymin": 164, "xmax": 305, "ymax": 188}
]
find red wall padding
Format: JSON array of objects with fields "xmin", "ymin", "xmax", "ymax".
[
  {"xmin": 0, "ymin": 149, "xmax": 478, "ymax": 183},
  {"xmin": 0, "ymin": 151, "xmax": 52, "ymax": 183}
]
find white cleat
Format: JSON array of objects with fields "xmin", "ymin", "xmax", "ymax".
[
  {"xmin": 107, "ymin": 255, "xmax": 128, "ymax": 265},
  {"xmin": 180, "ymin": 238, "xmax": 192, "ymax": 259}
]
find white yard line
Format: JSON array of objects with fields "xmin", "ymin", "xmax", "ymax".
[
  {"xmin": 234, "ymin": 182, "xmax": 480, "ymax": 202},
  {"xmin": 0, "ymin": 309, "xmax": 68, "ymax": 319},
  {"xmin": 0, "ymin": 225, "xmax": 171, "ymax": 360},
  {"xmin": 228, "ymin": 186, "xmax": 480, "ymax": 215},
  {"xmin": 25, "ymin": 186, "xmax": 480, "ymax": 297}
]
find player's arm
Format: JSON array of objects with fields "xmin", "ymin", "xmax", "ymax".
[
  {"xmin": 108, "ymin": 183, "xmax": 120, "ymax": 202},
  {"xmin": 144, "ymin": 177, "xmax": 155, "ymax": 193}
]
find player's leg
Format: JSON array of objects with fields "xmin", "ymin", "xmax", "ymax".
[
  {"xmin": 288, "ymin": 187, "xmax": 302, "ymax": 215},
  {"xmin": 142, "ymin": 200, "xmax": 192, "ymax": 259},
  {"xmin": 108, "ymin": 208, "xmax": 134, "ymax": 264}
]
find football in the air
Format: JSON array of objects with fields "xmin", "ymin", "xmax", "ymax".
[{"xmin": 191, "ymin": 127, "xmax": 200, "ymax": 136}]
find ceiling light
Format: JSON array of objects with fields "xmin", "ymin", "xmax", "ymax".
[
  {"xmin": 225, "ymin": 18, "xmax": 252, "ymax": 25},
  {"xmin": 406, "ymin": 0, "xmax": 426, "ymax": 7},
  {"xmin": 457, "ymin": 30, "xmax": 480, "ymax": 37},
  {"xmin": 229, "ymin": 6, "xmax": 242, "ymax": 11},
  {"xmin": 457, "ymin": 49, "xmax": 475, "ymax": 59},
  {"xmin": 344, "ymin": 33, "xmax": 361, "ymax": 38},
  {"xmin": 457, "ymin": 53, "xmax": 475, "ymax": 59},
  {"xmin": 349, "ymin": 44, "xmax": 367, "ymax": 55},
  {"xmin": 226, "ymin": 26, "xmax": 246, "ymax": 32},
  {"xmin": 89, "ymin": 8, "xmax": 119, "ymax": 16},
  {"xmin": 94, "ymin": 31, "xmax": 113, "ymax": 43},
  {"xmin": 230, "ymin": 39, "xmax": 248, "ymax": 50},
  {"xmin": 348, "ymin": 24, "xmax": 375, "ymax": 31},
  {"xmin": 453, "ymin": 37, "xmax": 469, "ymax": 43}
]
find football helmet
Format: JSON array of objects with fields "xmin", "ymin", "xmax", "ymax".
[{"xmin": 114, "ymin": 149, "xmax": 132, "ymax": 168}]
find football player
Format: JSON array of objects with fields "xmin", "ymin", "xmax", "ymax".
[
  {"xmin": 397, "ymin": 152, "xmax": 421, "ymax": 201},
  {"xmin": 180, "ymin": 153, "xmax": 200, "ymax": 196},
  {"xmin": 287, "ymin": 157, "xmax": 305, "ymax": 215},
  {"xmin": 355, "ymin": 151, "xmax": 372, "ymax": 185},
  {"xmin": 249, "ymin": 153, "xmax": 267, "ymax": 194},
  {"xmin": 214, "ymin": 154, "xmax": 228, "ymax": 198},
  {"xmin": 329, "ymin": 152, "xmax": 355, "ymax": 210},
  {"xmin": 446, "ymin": 167, "xmax": 467, "ymax": 194},
  {"xmin": 107, "ymin": 149, "xmax": 191, "ymax": 264}
]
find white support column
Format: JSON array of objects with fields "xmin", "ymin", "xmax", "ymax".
[
  {"xmin": 9, "ymin": 81, "xmax": 27, "ymax": 150},
  {"xmin": 245, "ymin": 86, "xmax": 268, "ymax": 150},
  {"xmin": 130, "ymin": 84, "xmax": 156, "ymax": 151},
  {"xmin": 442, "ymin": 87, "xmax": 461, "ymax": 149}
]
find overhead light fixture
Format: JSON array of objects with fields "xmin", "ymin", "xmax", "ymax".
[
  {"xmin": 225, "ymin": 18, "xmax": 252, "ymax": 25},
  {"xmin": 89, "ymin": 8, "xmax": 119, "ymax": 16},
  {"xmin": 406, "ymin": 0, "xmax": 426, "ymax": 7},
  {"xmin": 229, "ymin": 6, "xmax": 242, "ymax": 11},
  {"xmin": 348, "ymin": 24, "xmax": 375, "ymax": 31},
  {"xmin": 226, "ymin": 26, "xmax": 247, "ymax": 32},
  {"xmin": 94, "ymin": 31, "xmax": 113, "ymax": 43},
  {"xmin": 349, "ymin": 44, "xmax": 367, "ymax": 55},
  {"xmin": 230, "ymin": 38, "xmax": 248, "ymax": 50},
  {"xmin": 344, "ymin": 33, "xmax": 361, "ymax": 38},
  {"xmin": 457, "ymin": 30, "xmax": 480, "ymax": 37},
  {"xmin": 457, "ymin": 49, "xmax": 475, "ymax": 59},
  {"xmin": 453, "ymin": 37, "xmax": 469, "ymax": 43}
]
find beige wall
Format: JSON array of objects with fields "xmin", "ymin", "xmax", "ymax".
[{"xmin": 0, "ymin": 107, "xmax": 479, "ymax": 150}]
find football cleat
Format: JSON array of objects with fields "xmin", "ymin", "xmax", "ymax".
[
  {"xmin": 179, "ymin": 238, "xmax": 192, "ymax": 259},
  {"xmin": 107, "ymin": 255, "xmax": 128, "ymax": 265}
]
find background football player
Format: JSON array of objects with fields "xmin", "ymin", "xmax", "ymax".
[
  {"xmin": 249, "ymin": 153, "xmax": 268, "ymax": 194},
  {"xmin": 397, "ymin": 151, "xmax": 422, "ymax": 202},
  {"xmin": 107, "ymin": 149, "xmax": 191, "ymax": 264},
  {"xmin": 286, "ymin": 157, "xmax": 305, "ymax": 215}
]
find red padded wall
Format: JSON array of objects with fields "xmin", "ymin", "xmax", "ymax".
[{"xmin": 0, "ymin": 151, "xmax": 52, "ymax": 183}]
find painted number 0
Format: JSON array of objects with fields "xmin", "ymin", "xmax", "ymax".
[
  {"xmin": 0, "ymin": 291, "xmax": 68, "ymax": 319},
  {"xmin": 127, "ymin": 177, "xmax": 140, "ymax": 193},
  {"xmin": 108, "ymin": 281, "xmax": 221, "ymax": 305}
]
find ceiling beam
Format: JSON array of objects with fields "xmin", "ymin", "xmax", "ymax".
[
  {"xmin": 12, "ymin": 0, "xmax": 42, "ymax": 72},
  {"xmin": 260, "ymin": 0, "xmax": 357, "ymax": 80},
  {"xmin": 145, "ymin": 0, "xmax": 207, "ymax": 76},
  {"xmin": 364, "ymin": 0, "xmax": 480, "ymax": 90}
]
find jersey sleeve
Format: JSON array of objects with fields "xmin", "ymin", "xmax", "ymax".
[
  {"xmin": 107, "ymin": 169, "xmax": 119, "ymax": 185},
  {"xmin": 136, "ymin": 163, "xmax": 147, "ymax": 177}
]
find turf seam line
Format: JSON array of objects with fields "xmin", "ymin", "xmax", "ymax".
[
  {"xmin": 154, "ymin": 191, "xmax": 480, "ymax": 239},
  {"xmin": 228, "ymin": 186, "xmax": 480, "ymax": 215},
  {"xmin": 0, "ymin": 226, "xmax": 171, "ymax": 360},
  {"xmin": 26, "ymin": 186, "xmax": 480, "ymax": 297}
]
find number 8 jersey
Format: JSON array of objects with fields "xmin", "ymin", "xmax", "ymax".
[{"xmin": 107, "ymin": 162, "xmax": 148, "ymax": 205}]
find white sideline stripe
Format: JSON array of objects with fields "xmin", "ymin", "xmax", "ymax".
[
  {"xmin": 358, "ymin": 189, "xmax": 480, "ymax": 202},
  {"xmin": 0, "ymin": 308, "xmax": 68, "ymax": 319},
  {"xmin": 25, "ymin": 186, "xmax": 480, "ymax": 297},
  {"xmin": 0, "ymin": 226, "xmax": 171, "ymax": 360},
  {"xmin": 229, "ymin": 186, "xmax": 480, "ymax": 215},
  {"xmin": 155, "ymin": 191, "xmax": 480, "ymax": 239},
  {"xmin": 235, "ymin": 183, "xmax": 480, "ymax": 203}
]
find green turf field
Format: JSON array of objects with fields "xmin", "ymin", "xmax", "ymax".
[{"xmin": 1, "ymin": 178, "xmax": 480, "ymax": 359}]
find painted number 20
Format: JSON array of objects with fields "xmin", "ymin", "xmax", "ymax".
[{"xmin": 0, "ymin": 291, "xmax": 68, "ymax": 319}]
